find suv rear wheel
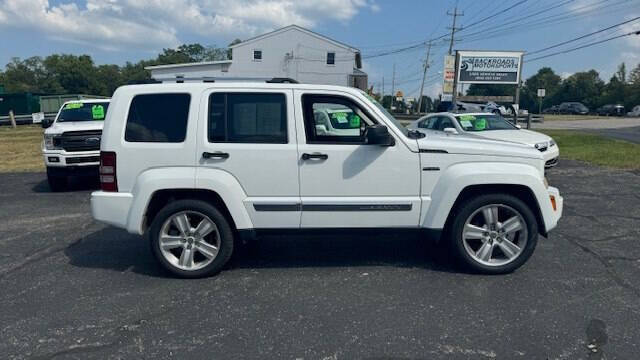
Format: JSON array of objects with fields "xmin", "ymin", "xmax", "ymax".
[
  {"xmin": 449, "ymin": 193, "xmax": 538, "ymax": 274},
  {"xmin": 149, "ymin": 199, "xmax": 234, "ymax": 278}
]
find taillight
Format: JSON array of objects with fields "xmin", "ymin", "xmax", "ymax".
[{"xmin": 100, "ymin": 151, "xmax": 118, "ymax": 192}]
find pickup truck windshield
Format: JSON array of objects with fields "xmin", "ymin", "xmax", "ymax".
[
  {"xmin": 57, "ymin": 102, "xmax": 110, "ymax": 122},
  {"xmin": 359, "ymin": 90, "xmax": 409, "ymax": 137},
  {"xmin": 455, "ymin": 114, "xmax": 516, "ymax": 132}
]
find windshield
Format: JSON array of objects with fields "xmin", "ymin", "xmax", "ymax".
[
  {"xmin": 455, "ymin": 114, "xmax": 516, "ymax": 132},
  {"xmin": 57, "ymin": 102, "xmax": 110, "ymax": 122},
  {"xmin": 359, "ymin": 90, "xmax": 409, "ymax": 136}
]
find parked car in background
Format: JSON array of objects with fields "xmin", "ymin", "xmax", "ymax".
[
  {"xmin": 543, "ymin": 105, "xmax": 559, "ymax": 114},
  {"xmin": 628, "ymin": 105, "xmax": 640, "ymax": 117},
  {"xmin": 408, "ymin": 112, "xmax": 559, "ymax": 168},
  {"xmin": 90, "ymin": 81, "xmax": 562, "ymax": 277},
  {"xmin": 41, "ymin": 99, "xmax": 110, "ymax": 191},
  {"xmin": 596, "ymin": 104, "xmax": 625, "ymax": 116},
  {"xmin": 558, "ymin": 102, "xmax": 589, "ymax": 115}
]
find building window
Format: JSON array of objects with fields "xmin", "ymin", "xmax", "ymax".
[
  {"xmin": 253, "ymin": 50, "xmax": 262, "ymax": 61},
  {"xmin": 327, "ymin": 52, "xmax": 335, "ymax": 65}
]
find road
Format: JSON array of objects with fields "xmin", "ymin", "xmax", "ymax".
[{"xmin": 1, "ymin": 161, "xmax": 640, "ymax": 359}]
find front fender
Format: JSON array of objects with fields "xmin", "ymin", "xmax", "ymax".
[{"xmin": 421, "ymin": 162, "xmax": 556, "ymax": 232}]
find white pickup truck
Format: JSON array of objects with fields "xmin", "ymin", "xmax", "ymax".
[
  {"xmin": 42, "ymin": 99, "xmax": 110, "ymax": 191},
  {"xmin": 90, "ymin": 80, "xmax": 562, "ymax": 278}
]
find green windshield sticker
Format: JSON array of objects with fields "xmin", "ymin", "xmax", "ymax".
[
  {"xmin": 459, "ymin": 115, "xmax": 476, "ymax": 122},
  {"xmin": 349, "ymin": 114, "xmax": 361, "ymax": 128},
  {"xmin": 474, "ymin": 118, "xmax": 487, "ymax": 130},
  {"xmin": 91, "ymin": 105, "xmax": 105, "ymax": 120},
  {"xmin": 64, "ymin": 102, "xmax": 83, "ymax": 110},
  {"xmin": 460, "ymin": 120, "xmax": 473, "ymax": 128},
  {"xmin": 332, "ymin": 112, "xmax": 348, "ymax": 123}
]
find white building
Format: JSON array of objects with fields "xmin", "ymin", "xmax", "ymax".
[{"xmin": 146, "ymin": 25, "xmax": 367, "ymax": 89}]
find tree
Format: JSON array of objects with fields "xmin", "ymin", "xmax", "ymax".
[
  {"xmin": 553, "ymin": 70, "xmax": 604, "ymax": 110},
  {"xmin": 521, "ymin": 67, "xmax": 562, "ymax": 111},
  {"xmin": 630, "ymin": 63, "xmax": 640, "ymax": 84},
  {"xmin": 616, "ymin": 63, "xmax": 627, "ymax": 83}
]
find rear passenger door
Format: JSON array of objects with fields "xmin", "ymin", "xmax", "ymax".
[{"xmin": 196, "ymin": 89, "xmax": 300, "ymax": 229}]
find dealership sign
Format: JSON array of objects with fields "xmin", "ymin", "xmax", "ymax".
[{"xmin": 457, "ymin": 51, "xmax": 523, "ymax": 84}]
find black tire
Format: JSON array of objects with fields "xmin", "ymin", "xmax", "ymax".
[
  {"xmin": 448, "ymin": 193, "xmax": 538, "ymax": 274},
  {"xmin": 46, "ymin": 169, "xmax": 67, "ymax": 192},
  {"xmin": 149, "ymin": 199, "xmax": 234, "ymax": 278}
]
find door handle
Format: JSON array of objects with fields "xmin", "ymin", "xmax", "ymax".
[
  {"xmin": 202, "ymin": 151, "xmax": 229, "ymax": 159},
  {"xmin": 301, "ymin": 152, "xmax": 328, "ymax": 161}
]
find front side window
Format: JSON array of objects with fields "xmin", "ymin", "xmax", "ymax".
[
  {"xmin": 418, "ymin": 117, "xmax": 438, "ymax": 129},
  {"xmin": 125, "ymin": 93, "xmax": 190, "ymax": 142},
  {"xmin": 327, "ymin": 52, "xmax": 335, "ymax": 65},
  {"xmin": 57, "ymin": 102, "xmax": 110, "ymax": 122},
  {"xmin": 302, "ymin": 95, "xmax": 376, "ymax": 144},
  {"xmin": 253, "ymin": 50, "xmax": 262, "ymax": 61},
  {"xmin": 209, "ymin": 93, "xmax": 287, "ymax": 144},
  {"xmin": 455, "ymin": 114, "xmax": 516, "ymax": 132}
]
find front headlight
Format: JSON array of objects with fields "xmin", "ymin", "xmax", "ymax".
[{"xmin": 44, "ymin": 134, "xmax": 61, "ymax": 150}]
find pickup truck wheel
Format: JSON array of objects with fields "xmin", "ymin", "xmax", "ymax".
[
  {"xmin": 46, "ymin": 169, "xmax": 67, "ymax": 192},
  {"xmin": 150, "ymin": 200, "xmax": 234, "ymax": 278},
  {"xmin": 449, "ymin": 194, "xmax": 538, "ymax": 274}
]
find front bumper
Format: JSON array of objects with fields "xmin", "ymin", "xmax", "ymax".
[
  {"xmin": 43, "ymin": 149, "xmax": 100, "ymax": 167},
  {"xmin": 545, "ymin": 186, "xmax": 563, "ymax": 233}
]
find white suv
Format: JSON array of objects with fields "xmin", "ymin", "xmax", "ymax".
[
  {"xmin": 42, "ymin": 99, "xmax": 110, "ymax": 191},
  {"xmin": 91, "ymin": 81, "xmax": 563, "ymax": 278}
]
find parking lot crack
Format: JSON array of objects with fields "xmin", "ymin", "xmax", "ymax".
[
  {"xmin": 0, "ymin": 237, "xmax": 85, "ymax": 281},
  {"xmin": 562, "ymin": 234, "xmax": 640, "ymax": 299}
]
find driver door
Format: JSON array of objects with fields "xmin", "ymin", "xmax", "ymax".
[{"xmin": 294, "ymin": 90, "xmax": 421, "ymax": 228}]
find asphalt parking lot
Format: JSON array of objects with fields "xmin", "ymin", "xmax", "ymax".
[{"xmin": 1, "ymin": 160, "xmax": 640, "ymax": 359}]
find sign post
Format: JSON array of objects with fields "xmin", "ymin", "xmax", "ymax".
[{"xmin": 537, "ymin": 88, "xmax": 546, "ymax": 115}]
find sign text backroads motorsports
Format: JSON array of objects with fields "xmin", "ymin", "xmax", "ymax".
[{"xmin": 457, "ymin": 51, "xmax": 524, "ymax": 84}]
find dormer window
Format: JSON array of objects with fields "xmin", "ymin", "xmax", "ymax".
[
  {"xmin": 253, "ymin": 50, "xmax": 262, "ymax": 61},
  {"xmin": 327, "ymin": 52, "xmax": 335, "ymax": 65}
]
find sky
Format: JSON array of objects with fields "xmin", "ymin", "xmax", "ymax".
[{"xmin": 0, "ymin": 0, "xmax": 639, "ymax": 98}]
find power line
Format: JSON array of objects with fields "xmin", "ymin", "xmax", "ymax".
[
  {"xmin": 525, "ymin": 16, "xmax": 640, "ymax": 56},
  {"xmin": 526, "ymin": 30, "xmax": 640, "ymax": 62}
]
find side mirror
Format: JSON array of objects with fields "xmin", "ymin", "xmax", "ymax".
[
  {"xmin": 365, "ymin": 124, "xmax": 395, "ymax": 146},
  {"xmin": 41, "ymin": 118, "xmax": 52, "ymax": 129},
  {"xmin": 444, "ymin": 127, "xmax": 458, "ymax": 135}
]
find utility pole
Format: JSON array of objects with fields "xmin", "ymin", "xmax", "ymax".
[
  {"xmin": 447, "ymin": 1, "xmax": 463, "ymax": 55},
  {"xmin": 382, "ymin": 76, "xmax": 385, "ymax": 97},
  {"xmin": 417, "ymin": 41, "xmax": 432, "ymax": 114},
  {"xmin": 391, "ymin": 63, "xmax": 396, "ymax": 99}
]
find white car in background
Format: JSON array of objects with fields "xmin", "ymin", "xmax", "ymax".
[
  {"xmin": 408, "ymin": 112, "xmax": 559, "ymax": 168},
  {"xmin": 628, "ymin": 105, "xmax": 640, "ymax": 117}
]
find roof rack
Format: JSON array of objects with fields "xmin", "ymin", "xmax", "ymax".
[{"xmin": 153, "ymin": 76, "xmax": 300, "ymax": 84}]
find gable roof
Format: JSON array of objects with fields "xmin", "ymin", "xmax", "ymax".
[{"xmin": 230, "ymin": 25, "xmax": 360, "ymax": 52}]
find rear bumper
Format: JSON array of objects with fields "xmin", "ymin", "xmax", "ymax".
[{"xmin": 91, "ymin": 191, "xmax": 134, "ymax": 230}]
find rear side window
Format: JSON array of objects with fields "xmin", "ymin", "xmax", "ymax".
[
  {"xmin": 125, "ymin": 93, "xmax": 190, "ymax": 143},
  {"xmin": 208, "ymin": 93, "xmax": 287, "ymax": 143}
]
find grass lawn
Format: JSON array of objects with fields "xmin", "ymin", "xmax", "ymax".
[
  {"xmin": 541, "ymin": 114, "xmax": 609, "ymax": 121},
  {"xmin": 539, "ymin": 129, "xmax": 640, "ymax": 170},
  {"xmin": 0, "ymin": 125, "xmax": 44, "ymax": 172}
]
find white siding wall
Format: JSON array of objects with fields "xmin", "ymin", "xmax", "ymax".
[
  {"xmin": 230, "ymin": 28, "xmax": 357, "ymax": 86},
  {"xmin": 149, "ymin": 27, "xmax": 364, "ymax": 87}
]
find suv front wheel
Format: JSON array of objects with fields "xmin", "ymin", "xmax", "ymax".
[
  {"xmin": 149, "ymin": 199, "xmax": 234, "ymax": 278},
  {"xmin": 449, "ymin": 193, "xmax": 538, "ymax": 274}
]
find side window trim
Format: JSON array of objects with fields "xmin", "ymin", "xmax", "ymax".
[
  {"xmin": 124, "ymin": 93, "xmax": 191, "ymax": 143},
  {"xmin": 301, "ymin": 94, "xmax": 378, "ymax": 145},
  {"xmin": 207, "ymin": 92, "xmax": 288, "ymax": 144}
]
